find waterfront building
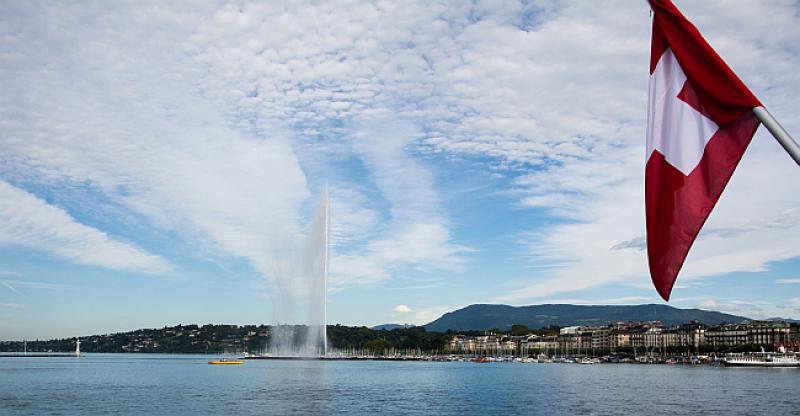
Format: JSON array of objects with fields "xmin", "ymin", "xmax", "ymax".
[
  {"xmin": 516, "ymin": 335, "xmax": 535, "ymax": 356},
  {"xmin": 447, "ymin": 335, "xmax": 475, "ymax": 353},
  {"xmin": 675, "ymin": 322, "xmax": 705, "ymax": 350},
  {"xmin": 705, "ymin": 321, "xmax": 789, "ymax": 350},
  {"xmin": 445, "ymin": 320, "xmax": 796, "ymax": 357},
  {"xmin": 608, "ymin": 329, "xmax": 631, "ymax": 350},
  {"xmin": 659, "ymin": 328, "xmax": 680, "ymax": 351},
  {"xmin": 705, "ymin": 324, "xmax": 743, "ymax": 348},
  {"xmin": 558, "ymin": 327, "xmax": 592, "ymax": 355},
  {"xmin": 499, "ymin": 336, "xmax": 517, "ymax": 354},
  {"xmin": 591, "ymin": 327, "xmax": 610, "ymax": 352},
  {"xmin": 475, "ymin": 335, "xmax": 500, "ymax": 354},
  {"xmin": 787, "ymin": 324, "xmax": 799, "ymax": 350},
  {"xmin": 744, "ymin": 321, "xmax": 790, "ymax": 348},
  {"xmin": 788, "ymin": 324, "xmax": 799, "ymax": 351},
  {"xmin": 522, "ymin": 336, "xmax": 558, "ymax": 355},
  {"xmin": 447, "ymin": 333, "xmax": 516, "ymax": 355},
  {"xmin": 589, "ymin": 323, "xmax": 635, "ymax": 353},
  {"xmin": 631, "ymin": 326, "xmax": 658, "ymax": 350}
]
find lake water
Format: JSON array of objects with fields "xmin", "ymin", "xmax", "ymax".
[{"xmin": 1, "ymin": 354, "xmax": 798, "ymax": 415}]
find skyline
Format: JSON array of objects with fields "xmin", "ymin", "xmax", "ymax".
[{"xmin": 2, "ymin": 0, "xmax": 800, "ymax": 340}]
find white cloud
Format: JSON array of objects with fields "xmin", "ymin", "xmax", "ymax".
[
  {"xmin": 1, "ymin": 0, "xmax": 798, "ymax": 313},
  {"xmin": 407, "ymin": 305, "xmax": 454, "ymax": 326},
  {"xmin": 393, "ymin": 304, "xmax": 413, "ymax": 314},
  {"xmin": 0, "ymin": 280, "xmax": 66, "ymax": 290},
  {"xmin": 776, "ymin": 279, "xmax": 800, "ymax": 285},
  {"xmin": 1, "ymin": 279, "xmax": 65, "ymax": 297},
  {"xmin": 328, "ymin": 119, "xmax": 469, "ymax": 286},
  {"xmin": 0, "ymin": 3, "xmax": 312, "ymax": 287},
  {"xmin": 486, "ymin": 1, "xmax": 800, "ymax": 302},
  {"xmin": 521, "ymin": 296, "xmax": 655, "ymax": 306},
  {"xmin": 698, "ymin": 299, "xmax": 719, "ymax": 310},
  {"xmin": 0, "ymin": 1, "xmax": 471, "ymax": 294},
  {"xmin": 0, "ymin": 181, "xmax": 169, "ymax": 273},
  {"xmin": 692, "ymin": 297, "xmax": 800, "ymax": 320},
  {"xmin": 328, "ymin": 186, "xmax": 380, "ymax": 247}
]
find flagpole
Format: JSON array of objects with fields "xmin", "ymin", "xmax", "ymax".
[{"xmin": 752, "ymin": 106, "xmax": 800, "ymax": 166}]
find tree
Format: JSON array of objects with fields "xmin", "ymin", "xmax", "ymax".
[
  {"xmin": 364, "ymin": 339, "xmax": 391, "ymax": 353},
  {"xmin": 510, "ymin": 324, "xmax": 530, "ymax": 336}
]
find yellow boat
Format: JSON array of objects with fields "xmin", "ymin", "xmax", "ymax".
[{"xmin": 208, "ymin": 358, "xmax": 244, "ymax": 365}]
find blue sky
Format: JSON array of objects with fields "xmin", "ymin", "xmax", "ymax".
[{"xmin": 2, "ymin": 1, "xmax": 800, "ymax": 340}]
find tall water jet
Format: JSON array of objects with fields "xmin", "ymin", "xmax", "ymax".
[
  {"xmin": 267, "ymin": 187, "xmax": 329, "ymax": 357},
  {"xmin": 304, "ymin": 186, "xmax": 329, "ymax": 356}
]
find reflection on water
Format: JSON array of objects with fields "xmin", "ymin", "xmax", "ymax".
[{"xmin": 1, "ymin": 354, "xmax": 798, "ymax": 415}]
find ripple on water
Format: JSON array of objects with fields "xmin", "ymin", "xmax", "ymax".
[{"xmin": 1, "ymin": 356, "xmax": 799, "ymax": 415}]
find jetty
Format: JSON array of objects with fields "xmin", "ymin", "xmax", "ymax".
[
  {"xmin": 0, "ymin": 353, "xmax": 80, "ymax": 358},
  {"xmin": 1, "ymin": 339, "xmax": 81, "ymax": 358}
]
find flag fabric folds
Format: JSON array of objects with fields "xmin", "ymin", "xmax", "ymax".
[{"xmin": 646, "ymin": 0, "xmax": 762, "ymax": 300}]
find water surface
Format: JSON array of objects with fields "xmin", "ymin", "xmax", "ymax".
[{"xmin": 1, "ymin": 354, "xmax": 797, "ymax": 415}]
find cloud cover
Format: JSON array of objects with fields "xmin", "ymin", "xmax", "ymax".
[
  {"xmin": 0, "ymin": 181, "xmax": 169, "ymax": 272},
  {"xmin": 0, "ymin": 0, "xmax": 799, "ymax": 324}
]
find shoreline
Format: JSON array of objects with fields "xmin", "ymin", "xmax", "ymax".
[{"xmin": 5, "ymin": 351, "xmax": 796, "ymax": 367}]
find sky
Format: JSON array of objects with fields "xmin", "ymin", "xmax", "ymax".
[{"xmin": 2, "ymin": 0, "xmax": 800, "ymax": 340}]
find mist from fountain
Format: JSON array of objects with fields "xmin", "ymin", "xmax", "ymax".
[{"xmin": 267, "ymin": 188, "xmax": 329, "ymax": 357}]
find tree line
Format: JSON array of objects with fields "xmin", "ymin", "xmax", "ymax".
[{"xmin": 0, "ymin": 324, "xmax": 452, "ymax": 354}]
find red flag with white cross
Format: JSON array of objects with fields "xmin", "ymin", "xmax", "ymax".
[{"xmin": 645, "ymin": 0, "xmax": 763, "ymax": 300}]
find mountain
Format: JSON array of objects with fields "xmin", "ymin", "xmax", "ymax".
[
  {"xmin": 424, "ymin": 304, "xmax": 750, "ymax": 332},
  {"xmin": 370, "ymin": 323, "xmax": 416, "ymax": 331}
]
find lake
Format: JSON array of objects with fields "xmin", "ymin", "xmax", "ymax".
[{"xmin": 1, "ymin": 354, "xmax": 798, "ymax": 415}]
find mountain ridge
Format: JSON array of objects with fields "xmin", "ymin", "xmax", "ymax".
[{"xmin": 424, "ymin": 303, "xmax": 751, "ymax": 332}]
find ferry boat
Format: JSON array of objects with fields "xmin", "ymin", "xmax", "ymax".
[{"xmin": 723, "ymin": 349, "xmax": 800, "ymax": 368}]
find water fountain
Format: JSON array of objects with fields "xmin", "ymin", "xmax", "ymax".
[{"xmin": 262, "ymin": 188, "xmax": 329, "ymax": 358}]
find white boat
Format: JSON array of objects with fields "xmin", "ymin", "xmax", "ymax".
[{"xmin": 723, "ymin": 349, "xmax": 800, "ymax": 368}]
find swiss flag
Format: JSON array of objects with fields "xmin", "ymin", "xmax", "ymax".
[{"xmin": 646, "ymin": 0, "xmax": 762, "ymax": 300}]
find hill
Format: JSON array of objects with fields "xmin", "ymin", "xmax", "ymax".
[
  {"xmin": 370, "ymin": 323, "xmax": 415, "ymax": 331},
  {"xmin": 0, "ymin": 323, "xmax": 446, "ymax": 353},
  {"xmin": 424, "ymin": 304, "xmax": 749, "ymax": 332}
]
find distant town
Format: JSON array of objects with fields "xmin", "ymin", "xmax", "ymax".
[
  {"xmin": 448, "ymin": 319, "xmax": 798, "ymax": 357},
  {"xmin": 2, "ymin": 319, "xmax": 797, "ymax": 360}
]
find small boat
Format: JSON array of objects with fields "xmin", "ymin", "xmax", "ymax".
[{"xmin": 208, "ymin": 358, "xmax": 244, "ymax": 365}]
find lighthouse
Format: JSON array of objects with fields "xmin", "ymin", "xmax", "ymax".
[{"xmin": 75, "ymin": 338, "xmax": 81, "ymax": 357}]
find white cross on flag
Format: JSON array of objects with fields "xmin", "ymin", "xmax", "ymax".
[{"xmin": 646, "ymin": 0, "xmax": 762, "ymax": 300}]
